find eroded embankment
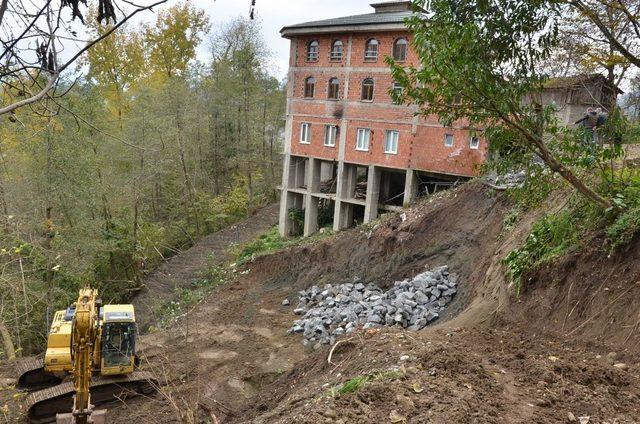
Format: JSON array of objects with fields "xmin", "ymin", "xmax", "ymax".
[{"xmin": 106, "ymin": 181, "xmax": 639, "ymax": 423}]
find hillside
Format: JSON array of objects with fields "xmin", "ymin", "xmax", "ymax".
[{"xmin": 97, "ymin": 181, "xmax": 640, "ymax": 423}]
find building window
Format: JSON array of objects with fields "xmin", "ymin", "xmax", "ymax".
[
  {"xmin": 356, "ymin": 128, "xmax": 371, "ymax": 151},
  {"xmin": 391, "ymin": 82, "xmax": 403, "ymax": 104},
  {"xmin": 393, "ymin": 38, "xmax": 408, "ymax": 61},
  {"xmin": 470, "ymin": 136, "xmax": 480, "ymax": 149},
  {"xmin": 384, "ymin": 130, "xmax": 399, "ymax": 154},
  {"xmin": 304, "ymin": 77, "xmax": 315, "ymax": 98},
  {"xmin": 330, "ymin": 40, "xmax": 343, "ymax": 60},
  {"xmin": 324, "ymin": 125, "xmax": 337, "ymax": 147},
  {"xmin": 307, "ymin": 40, "xmax": 319, "ymax": 61},
  {"xmin": 361, "ymin": 78, "xmax": 374, "ymax": 101},
  {"xmin": 300, "ymin": 123, "xmax": 311, "ymax": 144},
  {"xmin": 364, "ymin": 39, "xmax": 379, "ymax": 61},
  {"xmin": 328, "ymin": 78, "xmax": 340, "ymax": 100},
  {"xmin": 444, "ymin": 134, "xmax": 454, "ymax": 147}
]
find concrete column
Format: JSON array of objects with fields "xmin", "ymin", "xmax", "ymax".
[
  {"xmin": 279, "ymin": 154, "xmax": 292, "ymax": 237},
  {"xmin": 403, "ymin": 168, "xmax": 418, "ymax": 207},
  {"xmin": 364, "ymin": 165, "xmax": 381, "ymax": 223},
  {"xmin": 304, "ymin": 158, "xmax": 320, "ymax": 236},
  {"xmin": 304, "ymin": 195, "xmax": 319, "ymax": 236},
  {"xmin": 333, "ymin": 161, "xmax": 346, "ymax": 231}
]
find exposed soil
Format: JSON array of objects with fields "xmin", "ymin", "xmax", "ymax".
[
  {"xmin": 5, "ymin": 182, "xmax": 640, "ymax": 423},
  {"xmin": 132, "ymin": 203, "xmax": 279, "ymax": 330}
]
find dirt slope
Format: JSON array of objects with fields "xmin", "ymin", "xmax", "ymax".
[{"xmin": 132, "ymin": 203, "xmax": 279, "ymax": 330}]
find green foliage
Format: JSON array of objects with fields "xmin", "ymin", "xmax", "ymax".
[
  {"xmin": 0, "ymin": 14, "xmax": 284, "ymax": 355},
  {"xmin": 234, "ymin": 227, "xmax": 285, "ymax": 265},
  {"xmin": 155, "ymin": 265, "xmax": 232, "ymax": 328},
  {"xmin": 338, "ymin": 376, "xmax": 368, "ymax": 394},
  {"xmin": 503, "ymin": 210, "xmax": 582, "ymax": 296},
  {"xmin": 606, "ymin": 177, "xmax": 640, "ymax": 249},
  {"xmin": 233, "ymin": 226, "xmax": 333, "ymax": 266}
]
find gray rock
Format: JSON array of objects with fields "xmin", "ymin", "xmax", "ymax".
[{"xmin": 282, "ymin": 299, "xmax": 290, "ymax": 306}]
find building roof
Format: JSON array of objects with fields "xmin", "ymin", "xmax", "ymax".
[
  {"xmin": 280, "ymin": 2, "xmax": 414, "ymax": 37},
  {"xmin": 545, "ymin": 73, "xmax": 623, "ymax": 94}
]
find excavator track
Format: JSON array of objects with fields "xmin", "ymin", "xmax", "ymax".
[
  {"xmin": 26, "ymin": 371, "xmax": 157, "ymax": 424},
  {"xmin": 15, "ymin": 357, "xmax": 62, "ymax": 391}
]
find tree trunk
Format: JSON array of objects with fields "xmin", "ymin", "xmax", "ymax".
[{"xmin": 0, "ymin": 319, "xmax": 15, "ymax": 361}]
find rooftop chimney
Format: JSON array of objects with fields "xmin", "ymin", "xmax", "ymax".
[{"xmin": 370, "ymin": 1, "xmax": 413, "ymax": 13}]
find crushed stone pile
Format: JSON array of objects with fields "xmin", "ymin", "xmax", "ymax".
[
  {"xmin": 485, "ymin": 171, "xmax": 526, "ymax": 189},
  {"xmin": 287, "ymin": 266, "xmax": 458, "ymax": 346}
]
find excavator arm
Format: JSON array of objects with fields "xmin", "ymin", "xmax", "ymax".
[{"xmin": 70, "ymin": 288, "xmax": 99, "ymax": 424}]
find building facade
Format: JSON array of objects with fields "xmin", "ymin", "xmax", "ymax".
[{"xmin": 278, "ymin": 1, "xmax": 487, "ymax": 237}]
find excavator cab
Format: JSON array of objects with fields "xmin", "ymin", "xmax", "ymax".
[{"xmin": 100, "ymin": 305, "xmax": 136, "ymax": 376}]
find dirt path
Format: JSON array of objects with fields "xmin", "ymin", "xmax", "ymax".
[{"xmin": 132, "ymin": 203, "xmax": 279, "ymax": 330}]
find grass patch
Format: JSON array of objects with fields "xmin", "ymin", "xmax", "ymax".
[
  {"xmin": 154, "ymin": 264, "xmax": 233, "ymax": 329},
  {"xmin": 327, "ymin": 368, "xmax": 403, "ymax": 397},
  {"xmin": 232, "ymin": 226, "xmax": 333, "ymax": 265}
]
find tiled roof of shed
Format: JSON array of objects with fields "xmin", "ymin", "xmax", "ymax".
[{"xmin": 280, "ymin": 11, "xmax": 412, "ymax": 33}]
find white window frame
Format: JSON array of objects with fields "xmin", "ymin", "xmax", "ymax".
[
  {"xmin": 300, "ymin": 123, "xmax": 311, "ymax": 144},
  {"xmin": 324, "ymin": 125, "xmax": 337, "ymax": 147},
  {"xmin": 444, "ymin": 133, "xmax": 454, "ymax": 147},
  {"xmin": 470, "ymin": 136, "xmax": 480, "ymax": 149},
  {"xmin": 356, "ymin": 128, "xmax": 371, "ymax": 151},
  {"xmin": 384, "ymin": 130, "xmax": 399, "ymax": 154}
]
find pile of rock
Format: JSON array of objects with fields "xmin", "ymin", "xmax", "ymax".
[
  {"xmin": 485, "ymin": 171, "xmax": 526, "ymax": 189},
  {"xmin": 286, "ymin": 266, "xmax": 458, "ymax": 346}
]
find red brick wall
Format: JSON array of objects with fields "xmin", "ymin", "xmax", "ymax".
[{"xmin": 287, "ymin": 30, "xmax": 486, "ymax": 177}]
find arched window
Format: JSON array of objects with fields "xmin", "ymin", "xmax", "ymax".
[
  {"xmin": 307, "ymin": 40, "xmax": 319, "ymax": 61},
  {"xmin": 304, "ymin": 77, "xmax": 316, "ymax": 98},
  {"xmin": 328, "ymin": 78, "xmax": 340, "ymax": 100},
  {"xmin": 361, "ymin": 78, "xmax": 374, "ymax": 101},
  {"xmin": 330, "ymin": 40, "xmax": 343, "ymax": 60},
  {"xmin": 393, "ymin": 38, "xmax": 408, "ymax": 61},
  {"xmin": 364, "ymin": 39, "xmax": 379, "ymax": 61}
]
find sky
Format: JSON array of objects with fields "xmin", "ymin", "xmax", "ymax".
[{"xmin": 190, "ymin": 0, "xmax": 370, "ymax": 78}]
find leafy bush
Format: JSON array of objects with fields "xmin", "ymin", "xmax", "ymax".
[{"xmin": 503, "ymin": 210, "xmax": 580, "ymax": 296}]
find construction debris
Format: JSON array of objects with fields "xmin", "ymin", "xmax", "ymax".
[
  {"xmin": 483, "ymin": 171, "xmax": 526, "ymax": 190},
  {"xmin": 287, "ymin": 266, "xmax": 458, "ymax": 346}
]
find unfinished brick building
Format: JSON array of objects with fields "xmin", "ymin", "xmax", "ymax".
[{"xmin": 278, "ymin": 1, "xmax": 487, "ymax": 236}]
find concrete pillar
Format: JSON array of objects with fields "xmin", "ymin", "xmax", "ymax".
[
  {"xmin": 304, "ymin": 158, "xmax": 320, "ymax": 236},
  {"xmin": 403, "ymin": 168, "xmax": 418, "ymax": 207},
  {"xmin": 279, "ymin": 154, "xmax": 292, "ymax": 237},
  {"xmin": 333, "ymin": 161, "xmax": 346, "ymax": 231},
  {"xmin": 304, "ymin": 195, "xmax": 319, "ymax": 236},
  {"xmin": 344, "ymin": 164, "xmax": 357, "ymax": 199},
  {"xmin": 364, "ymin": 165, "xmax": 381, "ymax": 223}
]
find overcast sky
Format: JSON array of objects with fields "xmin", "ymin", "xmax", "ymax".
[{"xmin": 190, "ymin": 0, "xmax": 371, "ymax": 79}]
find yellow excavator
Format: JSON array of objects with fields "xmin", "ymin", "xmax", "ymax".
[{"xmin": 15, "ymin": 288, "xmax": 156, "ymax": 423}]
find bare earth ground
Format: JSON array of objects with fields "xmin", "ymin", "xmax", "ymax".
[
  {"xmin": 4, "ymin": 183, "xmax": 640, "ymax": 423},
  {"xmin": 132, "ymin": 203, "xmax": 280, "ymax": 330}
]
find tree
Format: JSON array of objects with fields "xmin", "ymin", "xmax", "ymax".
[
  {"xmin": 546, "ymin": 0, "xmax": 639, "ymax": 107},
  {"xmin": 144, "ymin": 2, "xmax": 210, "ymax": 78},
  {"xmin": 390, "ymin": 0, "xmax": 640, "ymax": 209},
  {"xmin": 0, "ymin": 0, "xmax": 169, "ymax": 117}
]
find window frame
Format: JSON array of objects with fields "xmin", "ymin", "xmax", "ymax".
[
  {"xmin": 330, "ymin": 40, "xmax": 343, "ymax": 61},
  {"xmin": 300, "ymin": 123, "xmax": 311, "ymax": 144},
  {"xmin": 469, "ymin": 136, "xmax": 480, "ymax": 149},
  {"xmin": 444, "ymin": 133, "xmax": 454, "ymax": 147},
  {"xmin": 364, "ymin": 38, "xmax": 379, "ymax": 61},
  {"xmin": 304, "ymin": 76, "xmax": 316, "ymax": 98},
  {"xmin": 384, "ymin": 130, "xmax": 399, "ymax": 154},
  {"xmin": 324, "ymin": 125, "xmax": 338, "ymax": 147},
  {"xmin": 307, "ymin": 40, "xmax": 319, "ymax": 62},
  {"xmin": 328, "ymin": 77, "xmax": 340, "ymax": 100},
  {"xmin": 356, "ymin": 128, "xmax": 371, "ymax": 151},
  {"xmin": 393, "ymin": 38, "xmax": 408, "ymax": 62},
  {"xmin": 361, "ymin": 78, "xmax": 374, "ymax": 102},
  {"xmin": 391, "ymin": 82, "xmax": 403, "ymax": 104}
]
